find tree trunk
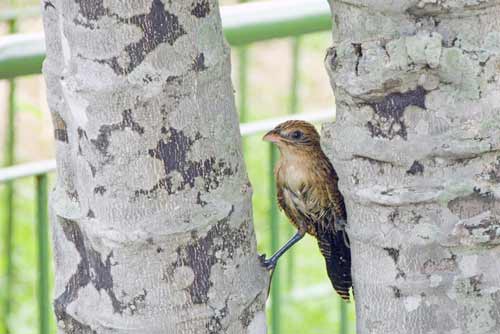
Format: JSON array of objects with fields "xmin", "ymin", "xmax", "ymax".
[
  {"xmin": 323, "ymin": 1, "xmax": 500, "ymax": 333},
  {"xmin": 41, "ymin": 1, "xmax": 268, "ymax": 333}
]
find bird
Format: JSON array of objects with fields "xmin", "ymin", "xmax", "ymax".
[{"xmin": 260, "ymin": 120, "xmax": 352, "ymax": 301}]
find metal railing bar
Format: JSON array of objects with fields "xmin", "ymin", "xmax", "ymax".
[
  {"xmin": 289, "ymin": 38, "xmax": 301, "ymax": 116},
  {"xmin": 0, "ymin": 33, "xmax": 45, "ymax": 79},
  {"xmin": 222, "ymin": 0, "xmax": 331, "ymax": 46},
  {"xmin": 0, "ymin": 0, "xmax": 331, "ymax": 80},
  {"xmin": 0, "ymin": 160, "xmax": 56, "ymax": 183},
  {"xmin": 3, "ymin": 17, "xmax": 18, "ymax": 334},
  {"xmin": 340, "ymin": 299, "xmax": 348, "ymax": 334},
  {"xmin": 0, "ymin": 6, "xmax": 39, "ymax": 22},
  {"xmin": 35, "ymin": 174, "xmax": 50, "ymax": 334},
  {"xmin": 237, "ymin": 47, "xmax": 248, "ymax": 124}
]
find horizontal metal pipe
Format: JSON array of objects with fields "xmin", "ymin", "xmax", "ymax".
[
  {"xmin": 0, "ymin": 160, "xmax": 56, "ymax": 182},
  {"xmin": 0, "ymin": 0, "xmax": 331, "ymax": 79},
  {"xmin": 222, "ymin": 0, "xmax": 331, "ymax": 46},
  {"xmin": 0, "ymin": 6, "xmax": 39, "ymax": 22},
  {"xmin": 0, "ymin": 33, "xmax": 45, "ymax": 79}
]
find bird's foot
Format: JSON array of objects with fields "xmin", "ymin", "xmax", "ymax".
[{"xmin": 258, "ymin": 254, "xmax": 276, "ymax": 271}]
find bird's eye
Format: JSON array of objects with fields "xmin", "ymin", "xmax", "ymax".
[{"xmin": 290, "ymin": 130, "xmax": 303, "ymax": 140}]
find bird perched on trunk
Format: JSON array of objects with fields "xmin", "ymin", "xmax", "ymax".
[{"xmin": 260, "ymin": 120, "xmax": 352, "ymax": 301}]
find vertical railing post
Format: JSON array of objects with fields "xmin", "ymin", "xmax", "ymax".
[
  {"xmin": 35, "ymin": 174, "xmax": 50, "ymax": 334},
  {"xmin": 2, "ymin": 17, "xmax": 18, "ymax": 334},
  {"xmin": 289, "ymin": 38, "xmax": 301, "ymax": 116},
  {"xmin": 340, "ymin": 299, "xmax": 348, "ymax": 334},
  {"xmin": 237, "ymin": 0, "xmax": 249, "ymax": 146},
  {"xmin": 286, "ymin": 37, "xmax": 301, "ymax": 290},
  {"xmin": 269, "ymin": 145, "xmax": 280, "ymax": 334},
  {"xmin": 238, "ymin": 48, "xmax": 248, "ymax": 123}
]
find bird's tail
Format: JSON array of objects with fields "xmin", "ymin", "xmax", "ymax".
[{"xmin": 316, "ymin": 223, "xmax": 352, "ymax": 302}]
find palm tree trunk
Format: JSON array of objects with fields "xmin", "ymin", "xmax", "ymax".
[
  {"xmin": 324, "ymin": 1, "xmax": 500, "ymax": 333},
  {"xmin": 41, "ymin": 1, "xmax": 268, "ymax": 333}
]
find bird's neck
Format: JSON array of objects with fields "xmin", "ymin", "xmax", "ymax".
[
  {"xmin": 276, "ymin": 147, "xmax": 323, "ymax": 187},
  {"xmin": 277, "ymin": 145, "xmax": 323, "ymax": 166}
]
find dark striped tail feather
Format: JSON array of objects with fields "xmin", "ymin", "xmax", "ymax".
[{"xmin": 316, "ymin": 224, "xmax": 352, "ymax": 302}]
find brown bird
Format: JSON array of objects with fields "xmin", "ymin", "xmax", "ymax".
[{"xmin": 260, "ymin": 120, "xmax": 352, "ymax": 301}]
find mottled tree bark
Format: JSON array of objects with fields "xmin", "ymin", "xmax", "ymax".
[
  {"xmin": 41, "ymin": 1, "xmax": 268, "ymax": 333},
  {"xmin": 323, "ymin": 1, "xmax": 500, "ymax": 333}
]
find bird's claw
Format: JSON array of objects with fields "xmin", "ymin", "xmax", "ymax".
[{"xmin": 258, "ymin": 254, "xmax": 276, "ymax": 271}]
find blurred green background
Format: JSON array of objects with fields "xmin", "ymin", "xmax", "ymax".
[{"xmin": 0, "ymin": 0, "xmax": 356, "ymax": 333}]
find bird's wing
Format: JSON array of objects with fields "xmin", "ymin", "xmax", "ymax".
[
  {"xmin": 278, "ymin": 184, "xmax": 310, "ymax": 231},
  {"xmin": 314, "ymin": 154, "xmax": 352, "ymax": 300},
  {"xmin": 322, "ymin": 159, "xmax": 347, "ymax": 224},
  {"xmin": 316, "ymin": 223, "xmax": 352, "ymax": 301}
]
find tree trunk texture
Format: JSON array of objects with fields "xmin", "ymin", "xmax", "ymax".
[
  {"xmin": 41, "ymin": 1, "xmax": 268, "ymax": 333},
  {"xmin": 324, "ymin": 1, "xmax": 500, "ymax": 333}
]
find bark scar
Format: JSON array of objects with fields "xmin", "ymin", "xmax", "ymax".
[
  {"xmin": 91, "ymin": 109, "xmax": 144, "ymax": 157},
  {"xmin": 366, "ymin": 86, "xmax": 427, "ymax": 140},
  {"xmin": 54, "ymin": 218, "xmax": 124, "ymax": 323},
  {"xmin": 191, "ymin": 0, "xmax": 211, "ymax": 18},
  {"xmin": 166, "ymin": 207, "xmax": 251, "ymax": 304},
  {"xmin": 136, "ymin": 127, "xmax": 236, "ymax": 198},
  {"xmin": 87, "ymin": 0, "xmax": 186, "ymax": 75}
]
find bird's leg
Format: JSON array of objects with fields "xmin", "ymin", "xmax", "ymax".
[{"xmin": 259, "ymin": 230, "xmax": 305, "ymax": 271}]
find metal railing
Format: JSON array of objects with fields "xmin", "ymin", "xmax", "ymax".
[{"xmin": 0, "ymin": 1, "xmax": 350, "ymax": 334}]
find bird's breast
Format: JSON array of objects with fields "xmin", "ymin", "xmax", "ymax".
[{"xmin": 283, "ymin": 164, "xmax": 308, "ymax": 190}]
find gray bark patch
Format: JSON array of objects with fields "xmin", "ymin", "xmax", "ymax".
[
  {"xmin": 422, "ymin": 254, "xmax": 457, "ymax": 275},
  {"xmin": 77, "ymin": 127, "xmax": 88, "ymax": 140},
  {"xmin": 89, "ymin": 163, "xmax": 97, "ymax": 177},
  {"xmin": 137, "ymin": 127, "xmax": 235, "ymax": 197},
  {"xmin": 94, "ymin": 186, "xmax": 107, "ymax": 195},
  {"xmin": 53, "ymin": 112, "xmax": 69, "ymax": 143},
  {"xmin": 325, "ymin": 47, "xmax": 338, "ymax": 71},
  {"xmin": 366, "ymin": 86, "xmax": 427, "ymax": 140},
  {"xmin": 391, "ymin": 286, "xmax": 402, "ymax": 298},
  {"xmin": 87, "ymin": 209, "xmax": 95, "ymax": 218},
  {"xmin": 352, "ymin": 43, "xmax": 362, "ymax": 76},
  {"xmin": 196, "ymin": 192, "xmax": 208, "ymax": 207},
  {"xmin": 67, "ymin": 190, "xmax": 79, "ymax": 202},
  {"xmin": 44, "ymin": 1, "xmax": 55, "ymax": 10},
  {"xmin": 126, "ymin": 289, "xmax": 148, "ymax": 315},
  {"xmin": 59, "ymin": 314, "xmax": 97, "ymax": 334},
  {"xmin": 74, "ymin": 0, "xmax": 107, "ymax": 23},
  {"xmin": 91, "ymin": 109, "xmax": 144, "ymax": 156},
  {"xmin": 206, "ymin": 299, "xmax": 228, "ymax": 334},
  {"xmin": 191, "ymin": 53, "xmax": 208, "ymax": 72},
  {"xmin": 102, "ymin": 0, "xmax": 186, "ymax": 75},
  {"xmin": 171, "ymin": 207, "xmax": 251, "ymax": 304},
  {"xmin": 384, "ymin": 247, "xmax": 406, "ymax": 278},
  {"xmin": 388, "ymin": 209, "xmax": 399, "ymax": 223},
  {"xmin": 54, "ymin": 218, "xmax": 124, "ymax": 322},
  {"xmin": 486, "ymin": 156, "xmax": 500, "ymax": 183},
  {"xmin": 239, "ymin": 294, "xmax": 265, "ymax": 328},
  {"xmin": 55, "ymin": 129, "xmax": 69, "ymax": 143},
  {"xmin": 456, "ymin": 275, "xmax": 483, "ymax": 297},
  {"xmin": 448, "ymin": 191, "xmax": 499, "ymax": 220},
  {"xmin": 406, "ymin": 160, "xmax": 424, "ymax": 175},
  {"xmin": 191, "ymin": 0, "xmax": 211, "ymax": 18},
  {"xmin": 383, "ymin": 247, "xmax": 400, "ymax": 263}
]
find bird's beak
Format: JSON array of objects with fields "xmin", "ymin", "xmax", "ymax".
[{"xmin": 263, "ymin": 129, "xmax": 281, "ymax": 143}]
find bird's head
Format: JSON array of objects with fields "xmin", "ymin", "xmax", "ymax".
[{"xmin": 263, "ymin": 120, "xmax": 321, "ymax": 152}]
